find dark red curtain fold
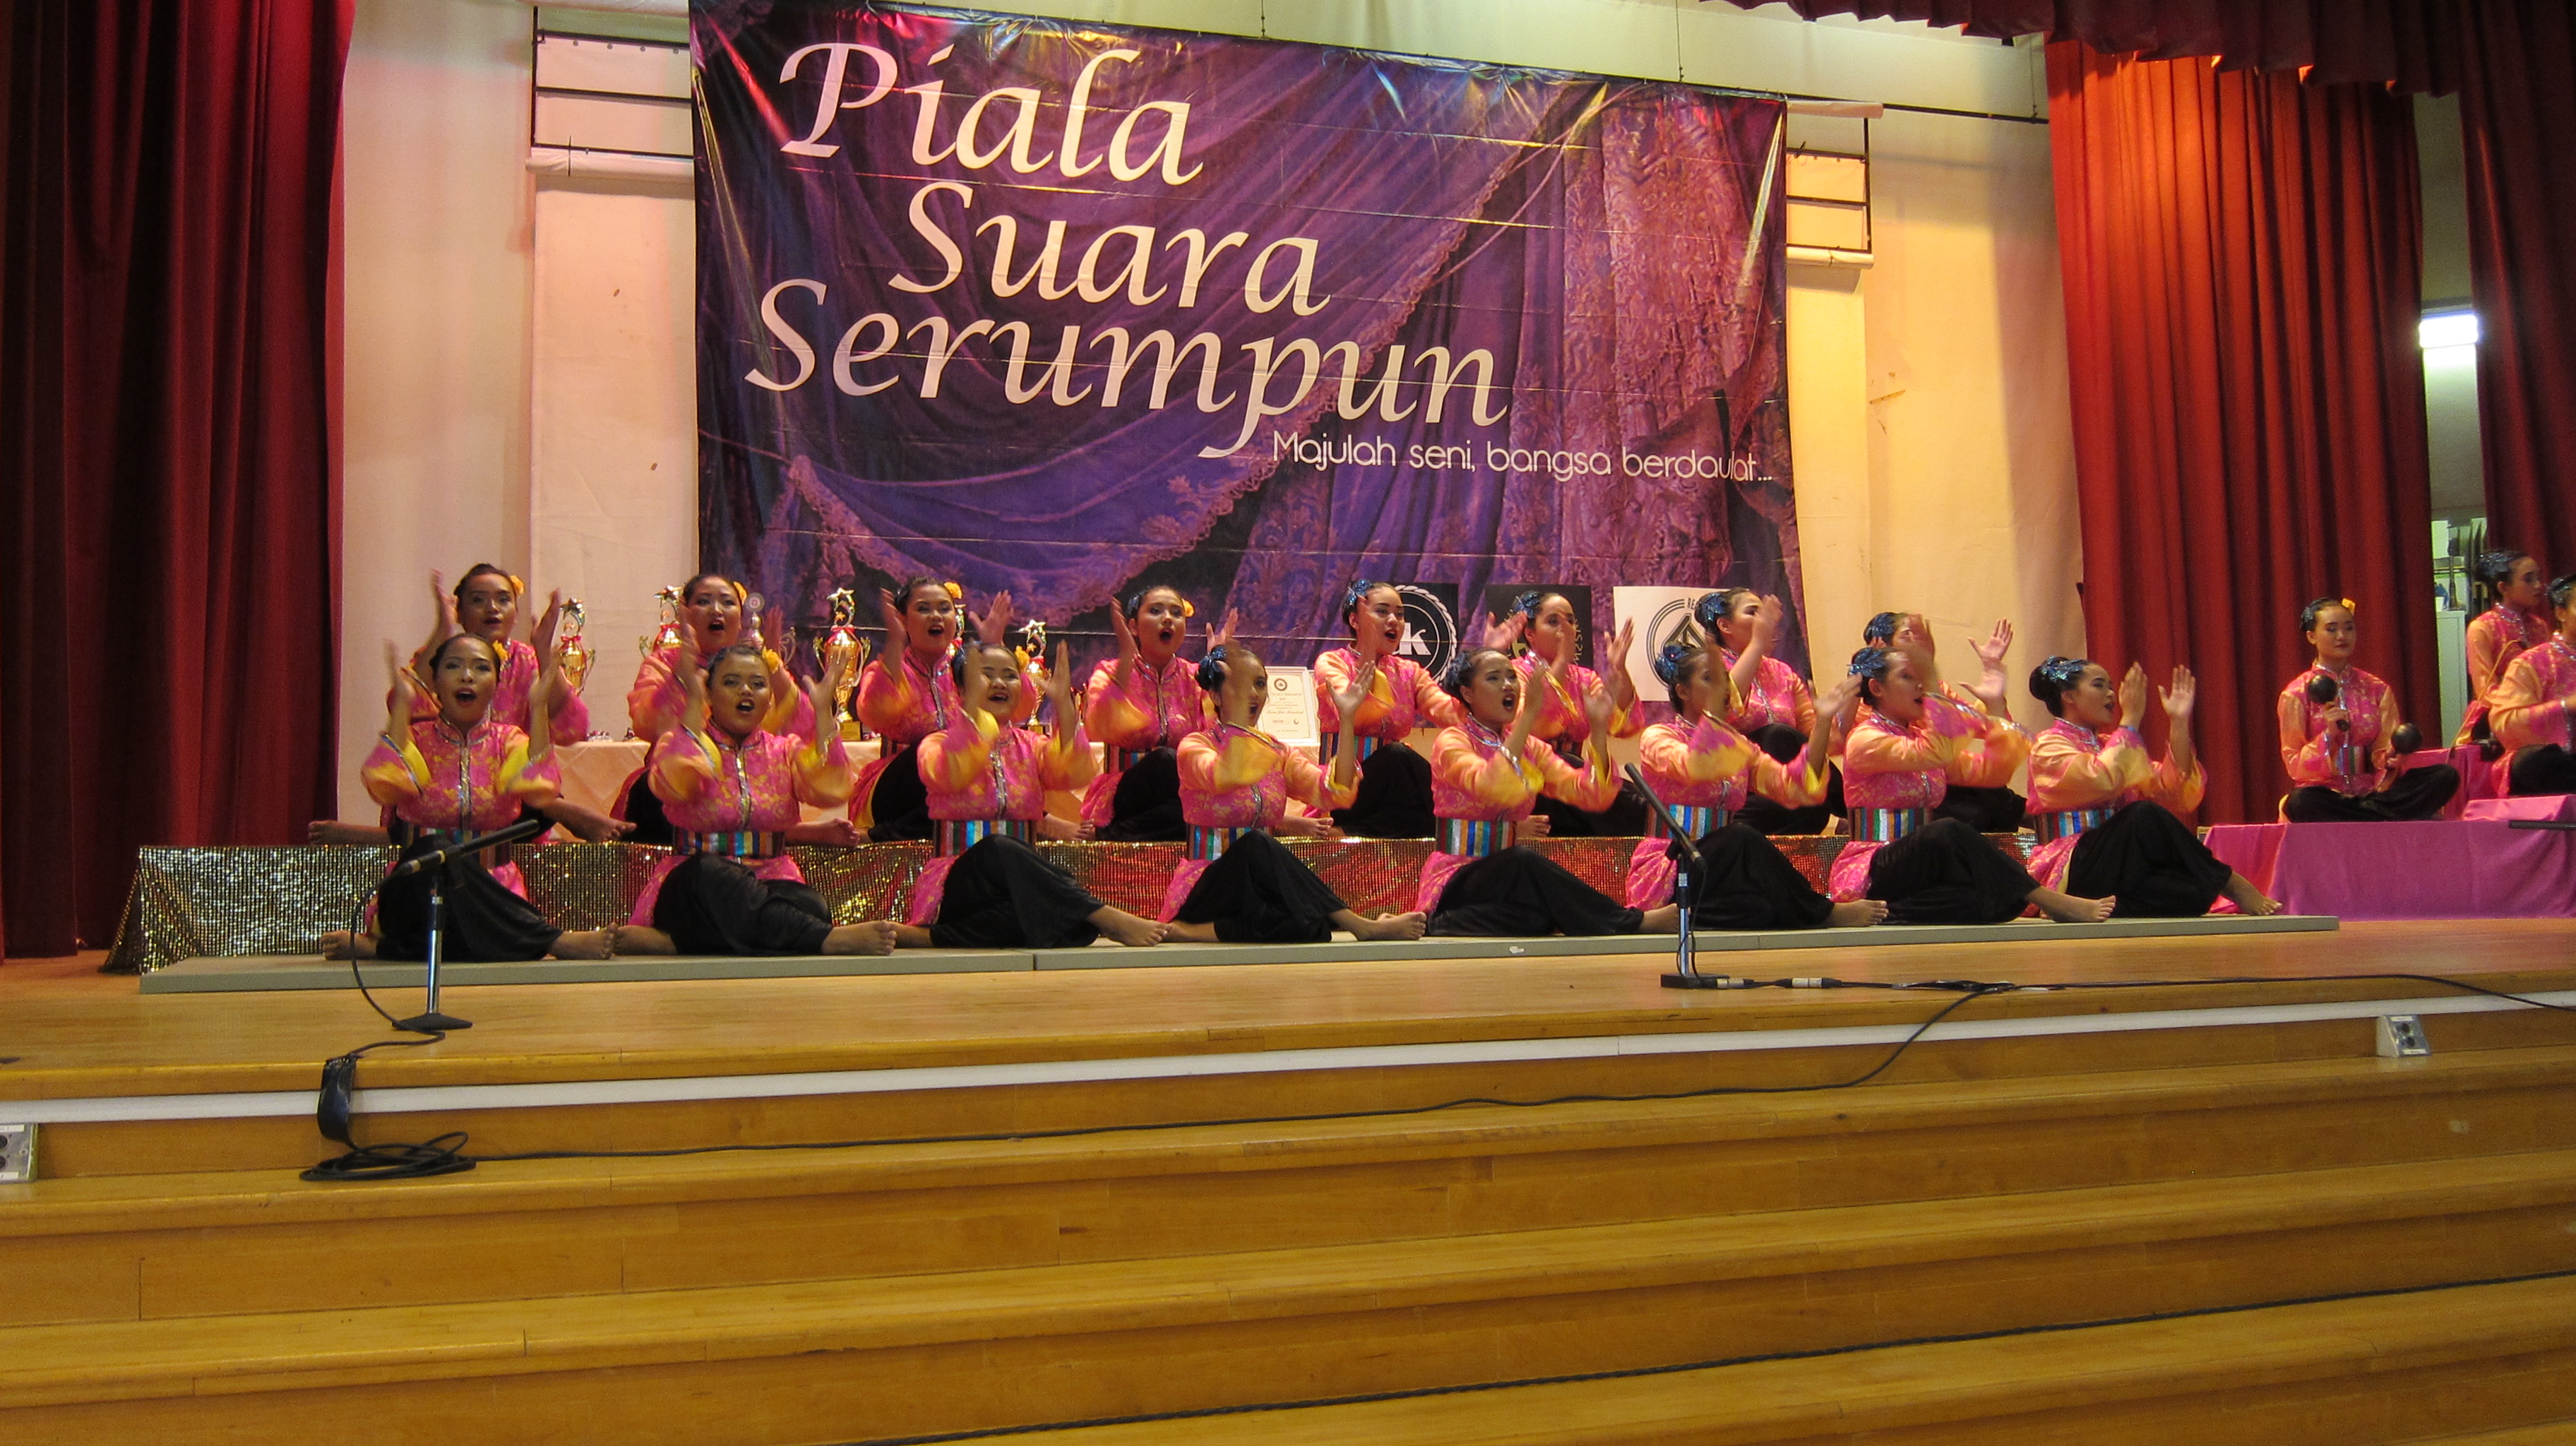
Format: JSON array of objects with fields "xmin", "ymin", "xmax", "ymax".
[
  {"xmin": 2047, "ymin": 42, "xmax": 2436, "ymax": 825},
  {"xmin": 1721, "ymin": 1, "xmax": 2460, "ymax": 92},
  {"xmin": 0, "ymin": 0, "xmax": 348, "ymax": 960},
  {"xmin": 2457, "ymin": 0, "xmax": 2576, "ymax": 575}
]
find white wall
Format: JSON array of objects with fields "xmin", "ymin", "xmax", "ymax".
[{"xmin": 333, "ymin": 0, "xmax": 2081, "ymax": 807}]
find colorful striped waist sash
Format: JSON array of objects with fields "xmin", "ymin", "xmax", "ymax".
[
  {"xmin": 1319, "ymin": 733, "xmax": 1388, "ymax": 763},
  {"xmin": 1436, "ymin": 818, "xmax": 1517, "ymax": 857},
  {"xmin": 1648, "ymin": 803, "xmax": 1730, "ymax": 840},
  {"xmin": 934, "ymin": 817, "xmax": 1034, "ymax": 857},
  {"xmin": 1849, "ymin": 807, "xmax": 1928, "ymax": 844},
  {"xmin": 673, "ymin": 828, "xmax": 784, "ymax": 861},
  {"xmin": 2029, "ymin": 806, "xmax": 2116, "ymax": 844},
  {"xmin": 386, "ymin": 822, "xmax": 518, "ymax": 870},
  {"xmin": 1111, "ymin": 745, "xmax": 1166, "ymax": 773},
  {"xmin": 1186, "ymin": 824, "xmax": 1258, "ymax": 861}
]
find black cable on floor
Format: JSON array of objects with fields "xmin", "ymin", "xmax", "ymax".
[
  {"xmin": 823, "ymin": 1262, "xmax": 2576, "ymax": 1445},
  {"xmin": 302, "ymin": 892, "xmax": 473, "ymax": 1183}
]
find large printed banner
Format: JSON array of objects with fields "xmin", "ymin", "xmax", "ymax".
[{"xmin": 696, "ymin": 0, "xmax": 1806, "ymax": 674}]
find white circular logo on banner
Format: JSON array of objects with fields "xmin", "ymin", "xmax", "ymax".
[{"xmin": 1393, "ymin": 583, "xmax": 1460, "ymax": 677}]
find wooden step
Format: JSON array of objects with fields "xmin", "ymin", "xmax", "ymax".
[
  {"xmin": 6, "ymin": 1149, "xmax": 2576, "ymax": 1442},
  {"xmin": 989, "ymin": 1274, "xmax": 2576, "ymax": 1446},
  {"xmin": 2398, "ymin": 1427, "xmax": 2576, "ymax": 1445},
  {"xmin": 12, "ymin": 1044, "xmax": 2576, "ymax": 1324}
]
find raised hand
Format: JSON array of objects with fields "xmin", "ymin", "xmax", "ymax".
[
  {"xmin": 1582, "ymin": 665, "xmax": 1617, "ymax": 739},
  {"xmin": 1607, "ymin": 616, "xmax": 1635, "ymax": 671},
  {"xmin": 1974, "ymin": 619, "xmax": 2015, "ymax": 671},
  {"xmin": 974, "ymin": 589, "xmax": 1015, "ymax": 643},
  {"xmin": 876, "ymin": 587, "xmax": 907, "ymax": 646},
  {"xmin": 1479, "ymin": 610, "xmax": 1525, "ymax": 652},
  {"xmin": 1208, "ymin": 607, "xmax": 1240, "ymax": 652},
  {"xmin": 1109, "ymin": 599, "xmax": 1140, "ymax": 678},
  {"xmin": 1751, "ymin": 594, "xmax": 1783, "ymax": 648},
  {"xmin": 677, "ymin": 653, "xmax": 709, "ymax": 734},
  {"xmin": 384, "ymin": 639, "xmax": 426, "ymax": 723},
  {"xmin": 1330, "ymin": 657, "xmax": 1372, "ymax": 722},
  {"xmin": 806, "ymin": 649, "xmax": 849, "ymax": 735},
  {"xmin": 2159, "ymin": 664, "xmax": 2197, "ymax": 720},
  {"xmin": 1815, "ymin": 671, "xmax": 1862, "ymax": 722},
  {"xmin": 534, "ymin": 590, "xmax": 566, "ymax": 660},
  {"xmin": 1045, "ymin": 640, "xmax": 1075, "ymax": 722},
  {"xmin": 2118, "ymin": 662, "xmax": 2149, "ymax": 730}
]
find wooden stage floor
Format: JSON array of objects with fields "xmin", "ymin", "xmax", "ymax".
[{"xmin": 5, "ymin": 919, "xmax": 2575, "ymax": 1101}]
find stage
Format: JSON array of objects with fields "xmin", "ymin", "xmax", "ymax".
[{"xmin": 4, "ymin": 921, "xmax": 2576, "ymax": 1442}]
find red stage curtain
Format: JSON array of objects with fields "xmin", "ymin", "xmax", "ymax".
[
  {"xmin": 2047, "ymin": 43, "xmax": 2437, "ymax": 825},
  {"xmin": 2457, "ymin": 0, "xmax": 2576, "ymax": 575},
  {"xmin": 0, "ymin": 0, "xmax": 350, "ymax": 960},
  {"xmin": 1716, "ymin": 1, "xmax": 2459, "ymax": 92}
]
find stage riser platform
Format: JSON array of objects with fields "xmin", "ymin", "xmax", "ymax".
[
  {"xmin": 25, "ymin": 1002, "xmax": 2574, "ymax": 1180},
  {"xmin": 10, "ymin": 1046, "xmax": 2575, "ymax": 1331}
]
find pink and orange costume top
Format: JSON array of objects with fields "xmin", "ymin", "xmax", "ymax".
[
  {"xmin": 2490, "ymin": 635, "xmax": 2576, "ymax": 755},
  {"xmin": 1717, "ymin": 647, "xmax": 1817, "ymax": 736},
  {"xmin": 1827, "ymin": 695, "xmax": 2028, "ymax": 902},
  {"xmin": 1080, "ymin": 654, "xmax": 1210, "ymax": 825},
  {"xmin": 902, "ymin": 710, "xmax": 1097, "ymax": 925},
  {"xmin": 628, "ymin": 640, "xmax": 809, "ymax": 746},
  {"xmin": 1153, "ymin": 724, "xmax": 1359, "ymax": 921},
  {"xmin": 847, "ymin": 649, "xmax": 955, "ymax": 827},
  {"xmin": 403, "ymin": 638, "xmax": 589, "ymax": 746},
  {"xmin": 2021, "ymin": 719, "xmax": 2204, "ymax": 892},
  {"xmin": 1312, "ymin": 647, "xmax": 1463, "ymax": 762},
  {"xmin": 362, "ymin": 717, "xmax": 563, "ymax": 899},
  {"xmin": 2459, "ymin": 605, "xmax": 2555, "ymax": 744},
  {"xmin": 628, "ymin": 721, "xmax": 854, "ymax": 926},
  {"xmin": 1623, "ymin": 717, "xmax": 1828, "ymax": 909},
  {"xmin": 2275, "ymin": 664, "xmax": 2401, "ymax": 799},
  {"xmin": 1512, "ymin": 652, "xmax": 1642, "ymax": 763},
  {"xmin": 1414, "ymin": 721, "xmax": 1618, "ymax": 913}
]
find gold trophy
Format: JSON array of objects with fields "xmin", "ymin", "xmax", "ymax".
[
  {"xmin": 644, "ymin": 584, "xmax": 684, "ymax": 654},
  {"xmin": 1018, "ymin": 621, "xmax": 1051, "ymax": 735},
  {"xmin": 556, "ymin": 598, "xmax": 594, "ymax": 693},
  {"xmin": 815, "ymin": 587, "xmax": 869, "ymax": 738}
]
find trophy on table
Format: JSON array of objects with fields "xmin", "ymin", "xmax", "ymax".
[
  {"xmin": 556, "ymin": 598, "xmax": 594, "ymax": 693},
  {"xmin": 815, "ymin": 586, "xmax": 869, "ymax": 739},
  {"xmin": 744, "ymin": 591, "xmax": 768, "ymax": 657},
  {"xmin": 643, "ymin": 584, "xmax": 684, "ymax": 654}
]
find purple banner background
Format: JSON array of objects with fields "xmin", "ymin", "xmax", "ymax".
[{"xmin": 696, "ymin": 0, "xmax": 1803, "ymax": 675}]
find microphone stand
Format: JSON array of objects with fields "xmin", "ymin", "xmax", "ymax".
[
  {"xmin": 1623, "ymin": 764, "xmax": 1724, "ymax": 990},
  {"xmin": 382, "ymin": 815, "xmax": 549, "ymax": 1033}
]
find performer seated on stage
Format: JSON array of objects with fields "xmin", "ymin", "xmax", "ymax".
[
  {"xmin": 1832, "ymin": 646, "xmax": 2111, "ymax": 926},
  {"xmin": 2459, "ymin": 549, "xmax": 2553, "ymax": 748},
  {"xmin": 2026, "ymin": 656, "xmax": 2279, "ymax": 917},
  {"xmin": 2489, "ymin": 573, "xmax": 2576, "ymax": 796},
  {"xmin": 1157, "ymin": 645, "xmax": 1429, "ymax": 943},
  {"xmin": 1864, "ymin": 609, "xmax": 2028, "ymax": 832},
  {"xmin": 625, "ymin": 573, "xmax": 806, "ymax": 846},
  {"xmin": 1082, "ymin": 584, "xmax": 1220, "ymax": 842},
  {"xmin": 1312, "ymin": 580, "xmax": 1465, "ymax": 838},
  {"xmin": 1625, "ymin": 643, "xmax": 1885, "ymax": 931},
  {"xmin": 612, "ymin": 647, "xmax": 896, "ymax": 958},
  {"xmin": 849, "ymin": 575, "xmax": 1022, "ymax": 842},
  {"xmin": 2276, "ymin": 597, "xmax": 2458, "ymax": 822},
  {"xmin": 1414, "ymin": 647, "xmax": 1681, "ymax": 938},
  {"xmin": 1697, "ymin": 588, "xmax": 1830, "ymax": 834},
  {"xmin": 323, "ymin": 636, "xmax": 612, "ymax": 962},
  {"xmin": 1503, "ymin": 590, "xmax": 1647, "ymax": 837},
  {"xmin": 310, "ymin": 565, "xmax": 628, "ymax": 844},
  {"xmin": 893, "ymin": 641, "xmax": 1169, "ymax": 949}
]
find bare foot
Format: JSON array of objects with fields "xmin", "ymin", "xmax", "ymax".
[
  {"xmin": 613, "ymin": 924, "xmax": 677, "ymax": 955},
  {"xmin": 1340, "ymin": 909, "xmax": 1427, "ymax": 941},
  {"xmin": 547, "ymin": 929, "xmax": 614, "ymax": 960},
  {"xmin": 2029, "ymin": 888, "xmax": 2116, "ymax": 924},
  {"xmin": 318, "ymin": 930, "xmax": 376, "ymax": 960},
  {"xmin": 823, "ymin": 920, "xmax": 900, "ymax": 955},
  {"xmin": 309, "ymin": 820, "xmax": 391, "ymax": 846},
  {"xmin": 2222, "ymin": 872, "xmax": 2284, "ymax": 916},
  {"xmin": 1089, "ymin": 906, "xmax": 1169, "ymax": 946},
  {"xmin": 892, "ymin": 924, "xmax": 938, "ymax": 949},
  {"xmin": 1037, "ymin": 814, "xmax": 1093, "ymax": 841},
  {"xmin": 1827, "ymin": 900, "xmax": 1888, "ymax": 928},
  {"xmin": 1164, "ymin": 920, "xmax": 1220, "ymax": 943},
  {"xmin": 1638, "ymin": 904, "xmax": 1682, "ymax": 934},
  {"xmin": 785, "ymin": 817, "xmax": 861, "ymax": 847},
  {"xmin": 542, "ymin": 800, "xmax": 634, "ymax": 843}
]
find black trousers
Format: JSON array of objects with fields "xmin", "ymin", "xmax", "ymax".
[
  {"xmin": 1173, "ymin": 830, "xmax": 1351, "ymax": 943},
  {"xmin": 1531, "ymin": 777, "xmax": 1652, "ymax": 838},
  {"xmin": 930, "ymin": 835, "xmax": 1106, "ymax": 949},
  {"xmin": 374, "ymin": 837, "xmax": 561, "ymax": 962},
  {"xmin": 2282, "ymin": 763, "xmax": 2459, "ymax": 823},
  {"xmin": 1099, "ymin": 746, "xmax": 1188, "ymax": 842},
  {"xmin": 1331, "ymin": 741, "xmax": 1435, "ymax": 839},
  {"xmin": 866, "ymin": 741, "xmax": 934, "ymax": 843},
  {"xmin": 1734, "ymin": 723, "xmax": 1835, "ymax": 836},
  {"xmin": 1674, "ymin": 823, "xmax": 1835, "ymax": 931},
  {"xmin": 1865, "ymin": 817, "xmax": 2038, "ymax": 926},
  {"xmin": 2509, "ymin": 745, "xmax": 2576, "ymax": 796},
  {"xmin": 621, "ymin": 772, "xmax": 676, "ymax": 847},
  {"xmin": 650, "ymin": 852, "xmax": 833, "ymax": 955},
  {"xmin": 1429, "ymin": 847, "xmax": 1644, "ymax": 937},
  {"xmin": 2064, "ymin": 801, "xmax": 2231, "ymax": 919},
  {"xmin": 1933, "ymin": 783, "xmax": 2027, "ymax": 834}
]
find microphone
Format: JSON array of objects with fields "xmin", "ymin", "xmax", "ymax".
[
  {"xmin": 1622, "ymin": 763, "xmax": 1702, "ymax": 864},
  {"xmin": 386, "ymin": 815, "xmax": 551, "ymax": 877},
  {"xmin": 2306, "ymin": 672, "xmax": 2348, "ymax": 731}
]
